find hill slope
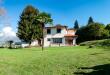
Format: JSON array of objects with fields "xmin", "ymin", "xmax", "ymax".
[{"xmin": 80, "ymin": 39, "xmax": 110, "ymax": 47}]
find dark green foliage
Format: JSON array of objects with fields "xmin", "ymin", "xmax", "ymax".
[
  {"xmin": 105, "ymin": 24, "xmax": 110, "ymax": 30},
  {"xmin": 86, "ymin": 23, "xmax": 109, "ymax": 39},
  {"xmin": 35, "ymin": 12, "xmax": 53, "ymax": 50},
  {"xmin": 88, "ymin": 16, "xmax": 94, "ymax": 25},
  {"xmin": 74, "ymin": 20, "xmax": 79, "ymax": 30},
  {"xmin": 105, "ymin": 24, "xmax": 110, "ymax": 37},
  {"xmin": 76, "ymin": 26, "xmax": 87, "ymax": 43},
  {"xmin": 36, "ymin": 12, "xmax": 53, "ymax": 25},
  {"xmin": 76, "ymin": 23, "xmax": 109, "ymax": 43},
  {"xmin": 17, "ymin": 5, "xmax": 42, "ymax": 45}
]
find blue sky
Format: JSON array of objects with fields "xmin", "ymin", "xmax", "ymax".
[{"xmin": 1, "ymin": 0, "xmax": 110, "ymax": 31}]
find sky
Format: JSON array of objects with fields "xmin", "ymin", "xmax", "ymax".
[{"xmin": 0, "ymin": 0, "xmax": 110, "ymax": 31}]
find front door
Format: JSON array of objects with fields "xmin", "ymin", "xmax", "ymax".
[{"xmin": 67, "ymin": 40, "xmax": 73, "ymax": 45}]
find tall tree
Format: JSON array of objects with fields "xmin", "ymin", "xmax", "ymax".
[
  {"xmin": 86, "ymin": 23, "xmax": 109, "ymax": 39},
  {"xmin": 76, "ymin": 22, "xmax": 109, "ymax": 43},
  {"xmin": 105, "ymin": 24, "xmax": 110, "ymax": 37},
  {"xmin": 88, "ymin": 16, "xmax": 94, "ymax": 25},
  {"xmin": 74, "ymin": 20, "xmax": 79, "ymax": 30},
  {"xmin": 36, "ymin": 12, "xmax": 53, "ymax": 51},
  {"xmin": 17, "ymin": 5, "xmax": 40, "ymax": 46}
]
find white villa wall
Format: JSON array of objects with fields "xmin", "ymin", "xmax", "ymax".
[
  {"xmin": 44, "ymin": 28, "xmax": 67, "ymax": 47},
  {"xmin": 31, "ymin": 40, "xmax": 38, "ymax": 46},
  {"xmin": 22, "ymin": 43, "xmax": 29, "ymax": 48},
  {"xmin": 48, "ymin": 28, "xmax": 67, "ymax": 35},
  {"xmin": 73, "ymin": 37, "xmax": 77, "ymax": 45},
  {"xmin": 44, "ymin": 35, "xmax": 52, "ymax": 47},
  {"xmin": 61, "ymin": 28, "xmax": 67, "ymax": 35},
  {"xmin": 51, "ymin": 28, "xmax": 56, "ymax": 35},
  {"xmin": 62, "ymin": 37, "xmax": 66, "ymax": 45},
  {"xmin": 44, "ymin": 27, "xmax": 77, "ymax": 47}
]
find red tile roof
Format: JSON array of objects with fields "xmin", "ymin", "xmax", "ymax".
[{"xmin": 64, "ymin": 34, "xmax": 78, "ymax": 37}]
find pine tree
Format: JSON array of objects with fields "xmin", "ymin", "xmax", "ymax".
[
  {"xmin": 88, "ymin": 16, "xmax": 94, "ymax": 25},
  {"xmin": 74, "ymin": 20, "xmax": 79, "ymax": 30},
  {"xmin": 17, "ymin": 5, "xmax": 41, "ymax": 46}
]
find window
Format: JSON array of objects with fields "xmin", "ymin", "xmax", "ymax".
[
  {"xmin": 53, "ymin": 38, "xmax": 62, "ymax": 43},
  {"xmin": 47, "ymin": 29, "xmax": 51, "ymax": 34},
  {"xmin": 47, "ymin": 38, "xmax": 51, "ymax": 41},
  {"xmin": 57, "ymin": 28, "xmax": 61, "ymax": 33}
]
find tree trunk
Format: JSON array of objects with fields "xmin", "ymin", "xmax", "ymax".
[
  {"xmin": 38, "ymin": 39, "xmax": 41, "ymax": 46},
  {"xmin": 8, "ymin": 41, "xmax": 13, "ymax": 49},
  {"xmin": 9, "ymin": 42, "xmax": 12, "ymax": 49},
  {"xmin": 29, "ymin": 41, "xmax": 31, "ymax": 48},
  {"xmin": 42, "ymin": 23, "xmax": 45, "ymax": 51}
]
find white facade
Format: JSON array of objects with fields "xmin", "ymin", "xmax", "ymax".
[{"xmin": 44, "ymin": 25, "xmax": 78, "ymax": 47}]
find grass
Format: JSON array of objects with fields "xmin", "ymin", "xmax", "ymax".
[
  {"xmin": 0, "ymin": 46, "xmax": 110, "ymax": 75},
  {"xmin": 80, "ymin": 39, "xmax": 110, "ymax": 47}
]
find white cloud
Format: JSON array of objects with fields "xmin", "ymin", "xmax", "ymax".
[{"xmin": 0, "ymin": 26, "xmax": 20, "ymax": 42}]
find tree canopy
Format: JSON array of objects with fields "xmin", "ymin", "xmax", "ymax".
[
  {"xmin": 74, "ymin": 20, "xmax": 79, "ymax": 30},
  {"xmin": 105, "ymin": 24, "xmax": 110, "ymax": 37},
  {"xmin": 17, "ymin": 5, "xmax": 53, "ymax": 48},
  {"xmin": 76, "ymin": 22, "xmax": 109, "ymax": 43},
  {"xmin": 35, "ymin": 12, "xmax": 53, "ymax": 50},
  {"xmin": 88, "ymin": 16, "xmax": 94, "ymax": 25},
  {"xmin": 17, "ymin": 5, "xmax": 42, "ymax": 45}
]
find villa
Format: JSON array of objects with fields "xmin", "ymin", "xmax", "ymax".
[
  {"xmin": 44, "ymin": 24, "xmax": 78, "ymax": 47},
  {"xmin": 0, "ymin": 25, "xmax": 78, "ymax": 48}
]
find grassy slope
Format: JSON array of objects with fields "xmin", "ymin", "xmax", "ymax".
[
  {"xmin": 0, "ymin": 46, "xmax": 110, "ymax": 75},
  {"xmin": 80, "ymin": 39, "xmax": 110, "ymax": 47}
]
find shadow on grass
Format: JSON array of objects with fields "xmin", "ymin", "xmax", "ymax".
[
  {"xmin": 74, "ymin": 64, "xmax": 110, "ymax": 75},
  {"xmin": 102, "ymin": 47, "xmax": 110, "ymax": 51},
  {"xmin": 90, "ymin": 53, "xmax": 104, "ymax": 55}
]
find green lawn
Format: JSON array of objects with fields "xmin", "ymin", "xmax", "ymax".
[{"xmin": 0, "ymin": 46, "xmax": 110, "ymax": 75}]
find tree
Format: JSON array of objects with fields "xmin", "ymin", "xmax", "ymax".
[
  {"xmin": 76, "ymin": 22, "xmax": 109, "ymax": 43},
  {"xmin": 17, "ymin": 5, "xmax": 40, "ymax": 46},
  {"xmin": 74, "ymin": 20, "xmax": 79, "ymax": 30},
  {"xmin": 36, "ymin": 12, "xmax": 53, "ymax": 51},
  {"xmin": 76, "ymin": 26, "xmax": 87, "ymax": 43},
  {"xmin": 86, "ymin": 23, "xmax": 109, "ymax": 40},
  {"xmin": 8, "ymin": 40, "xmax": 13, "ymax": 49},
  {"xmin": 105, "ymin": 24, "xmax": 110, "ymax": 30},
  {"xmin": 105, "ymin": 24, "xmax": 110, "ymax": 37},
  {"xmin": 88, "ymin": 16, "xmax": 94, "ymax": 25}
]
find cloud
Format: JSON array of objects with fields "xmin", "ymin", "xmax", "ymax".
[{"xmin": 0, "ymin": 26, "xmax": 20, "ymax": 42}]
